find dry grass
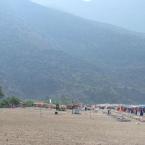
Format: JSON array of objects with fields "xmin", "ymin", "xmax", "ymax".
[{"xmin": 0, "ymin": 108, "xmax": 145, "ymax": 145}]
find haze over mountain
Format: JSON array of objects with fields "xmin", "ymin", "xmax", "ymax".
[
  {"xmin": 32, "ymin": 0, "xmax": 145, "ymax": 33},
  {"xmin": 0, "ymin": 0, "xmax": 145, "ymax": 104}
]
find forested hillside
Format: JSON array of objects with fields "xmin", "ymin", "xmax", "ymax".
[{"xmin": 0, "ymin": 0, "xmax": 145, "ymax": 103}]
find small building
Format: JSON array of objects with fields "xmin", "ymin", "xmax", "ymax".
[{"xmin": 34, "ymin": 102, "xmax": 56, "ymax": 109}]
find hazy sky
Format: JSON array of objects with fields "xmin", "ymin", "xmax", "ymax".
[{"xmin": 31, "ymin": 0, "xmax": 145, "ymax": 33}]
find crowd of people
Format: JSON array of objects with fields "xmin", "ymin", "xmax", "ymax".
[{"xmin": 117, "ymin": 106, "xmax": 145, "ymax": 116}]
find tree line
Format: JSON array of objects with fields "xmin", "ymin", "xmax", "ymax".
[{"xmin": 0, "ymin": 86, "xmax": 34, "ymax": 108}]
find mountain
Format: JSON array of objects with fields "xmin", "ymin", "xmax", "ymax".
[{"xmin": 0, "ymin": 0, "xmax": 145, "ymax": 104}]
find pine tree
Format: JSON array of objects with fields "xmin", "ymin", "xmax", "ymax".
[{"xmin": 0, "ymin": 87, "xmax": 4, "ymax": 97}]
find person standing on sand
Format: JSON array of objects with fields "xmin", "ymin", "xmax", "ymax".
[
  {"xmin": 140, "ymin": 109, "xmax": 144, "ymax": 116},
  {"xmin": 135, "ymin": 109, "xmax": 138, "ymax": 115}
]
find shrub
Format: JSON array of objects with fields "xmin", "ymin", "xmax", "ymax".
[{"xmin": 23, "ymin": 100, "xmax": 34, "ymax": 107}]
